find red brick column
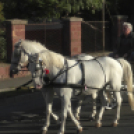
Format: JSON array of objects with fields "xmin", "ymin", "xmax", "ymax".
[
  {"xmin": 63, "ymin": 17, "xmax": 83, "ymax": 56},
  {"xmin": 111, "ymin": 15, "xmax": 128, "ymax": 50},
  {"xmin": 5, "ymin": 19, "xmax": 28, "ymax": 62}
]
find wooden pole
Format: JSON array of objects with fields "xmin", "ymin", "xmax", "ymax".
[{"xmin": 102, "ymin": 0, "xmax": 105, "ymax": 54}]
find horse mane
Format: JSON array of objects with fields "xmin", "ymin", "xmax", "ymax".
[
  {"xmin": 16, "ymin": 39, "xmax": 64, "ymax": 69},
  {"xmin": 40, "ymin": 50, "xmax": 65, "ymax": 69},
  {"xmin": 20, "ymin": 39, "xmax": 46, "ymax": 51}
]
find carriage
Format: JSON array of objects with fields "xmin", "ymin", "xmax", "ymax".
[{"xmin": 10, "ymin": 39, "xmax": 134, "ymax": 134}]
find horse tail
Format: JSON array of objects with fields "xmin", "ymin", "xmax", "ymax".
[{"xmin": 117, "ymin": 58, "xmax": 134, "ymax": 110}]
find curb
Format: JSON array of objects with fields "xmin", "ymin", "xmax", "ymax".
[{"xmin": 0, "ymin": 86, "xmax": 35, "ymax": 93}]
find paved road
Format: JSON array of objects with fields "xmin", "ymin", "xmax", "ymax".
[{"xmin": 0, "ymin": 91, "xmax": 133, "ymax": 134}]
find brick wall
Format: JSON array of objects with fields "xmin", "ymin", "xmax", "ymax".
[
  {"xmin": 2, "ymin": 17, "xmax": 82, "ymax": 80},
  {"xmin": 0, "ymin": 64, "xmax": 30, "ymax": 81},
  {"xmin": 6, "ymin": 19, "xmax": 27, "ymax": 62},
  {"xmin": 0, "ymin": 19, "xmax": 29, "ymax": 81},
  {"xmin": 63, "ymin": 17, "xmax": 82, "ymax": 56},
  {"xmin": 2, "ymin": 17, "xmax": 128, "ymax": 81},
  {"xmin": 0, "ymin": 66, "xmax": 10, "ymax": 79},
  {"xmin": 70, "ymin": 21, "xmax": 81, "ymax": 56}
]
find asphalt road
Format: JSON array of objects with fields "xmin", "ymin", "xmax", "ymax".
[{"xmin": 0, "ymin": 91, "xmax": 133, "ymax": 134}]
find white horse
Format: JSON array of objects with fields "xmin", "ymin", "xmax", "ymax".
[
  {"xmin": 10, "ymin": 39, "xmax": 114, "ymax": 122},
  {"xmin": 10, "ymin": 39, "xmax": 114, "ymax": 121},
  {"xmin": 27, "ymin": 45, "xmax": 134, "ymax": 129},
  {"xmin": 10, "ymin": 39, "xmax": 134, "ymax": 134},
  {"xmin": 10, "ymin": 39, "xmax": 100, "ymax": 133}
]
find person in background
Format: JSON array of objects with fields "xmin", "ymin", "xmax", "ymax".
[
  {"xmin": 106, "ymin": 22, "xmax": 134, "ymax": 110},
  {"xmin": 110, "ymin": 22, "xmax": 134, "ymax": 61}
]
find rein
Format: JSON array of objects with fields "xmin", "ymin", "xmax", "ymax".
[
  {"xmin": 43, "ymin": 82, "xmax": 104, "ymax": 90},
  {"xmin": 46, "ymin": 59, "xmax": 82, "ymax": 84},
  {"xmin": 43, "ymin": 82, "xmax": 129, "ymax": 93},
  {"xmin": 43, "ymin": 82, "xmax": 131, "ymax": 93}
]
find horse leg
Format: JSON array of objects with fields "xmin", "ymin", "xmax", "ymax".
[
  {"xmin": 90, "ymin": 92, "xmax": 97, "ymax": 120},
  {"xmin": 41, "ymin": 90, "xmax": 59, "ymax": 121},
  {"xmin": 96, "ymin": 90, "xmax": 107, "ymax": 127},
  {"xmin": 106, "ymin": 91, "xmax": 117, "ymax": 109},
  {"xmin": 51, "ymin": 112, "xmax": 59, "ymax": 122},
  {"xmin": 42, "ymin": 89, "xmax": 54, "ymax": 134},
  {"xmin": 75, "ymin": 95, "xmax": 84, "ymax": 120},
  {"xmin": 58, "ymin": 94, "xmax": 71, "ymax": 134},
  {"xmin": 112, "ymin": 91, "xmax": 122, "ymax": 127},
  {"xmin": 68, "ymin": 101, "xmax": 83, "ymax": 133}
]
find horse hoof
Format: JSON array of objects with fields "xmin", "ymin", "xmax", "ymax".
[
  {"xmin": 76, "ymin": 116, "xmax": 80, "ymax": 120},
  {"xmin": 95, "ymin": 123, "xmax": 102, "ymax": 128},
  {"xmin": 77, "ymin": 127, "xmax": 83, "ymax": 134},
  {"xmin": 42, "ymin": 130, "xmax": 47, "ymax": 134},
  {"xmin": 112, "ymin": 123, "xmax": 118, "ymax": 127},
  {"xmin": 58, "ymin": 131, "xmax": 64, "ymax": 134}
]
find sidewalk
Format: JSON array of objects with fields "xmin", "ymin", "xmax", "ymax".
[{"xmin": 0, "ymin": 75, "xmax": 34, "ymax": 92}]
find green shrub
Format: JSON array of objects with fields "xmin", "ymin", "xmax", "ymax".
[{"xmin": 0, "ymin": 29, "xmax": 7, "ymax": 62}]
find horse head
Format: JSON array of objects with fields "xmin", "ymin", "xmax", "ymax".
[
  {"xmin": 10, "ymin": 39, "xmax": 47, "ymax": 77},
  {"xmin": 10, "ymin": 40, "xmax": 29, "ymax": 76}
]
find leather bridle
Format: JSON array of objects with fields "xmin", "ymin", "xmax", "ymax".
[{"xmin": 11, "ymin": 44, "xmax": 30, "ymax": 70}]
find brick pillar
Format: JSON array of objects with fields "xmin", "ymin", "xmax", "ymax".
[
  {"xmin": 5, "ymin": 19, "xmax": 28, "ymax": 62},
  {"xmin": 111, "ymin": 15, "xmax": 128, "ymax": 50},
  {"xmin": 63, "ymin": 17, "xmax": 83, "ymax": 56}
]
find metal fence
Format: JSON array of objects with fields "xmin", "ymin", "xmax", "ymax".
[
  {"xmin": 2, "ymin": 19, "xmax": 113, "ymax": 61},
  {"xmin": 25, "ymin": 21, "xmax": 63, "ymax": 54},
  {"xmin": 81, "ymin": 21, "xmax": 111, "ymax": 53}
]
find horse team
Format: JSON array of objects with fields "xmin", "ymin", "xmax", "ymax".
[{"xmin": 10, "ymin": 39, "xmax": 134, "ymax": 134}]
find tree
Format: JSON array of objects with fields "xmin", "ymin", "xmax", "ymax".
[
  {"xmin": 0, "ymin": 2, "xmax": 4, "ymax": 22},
  {"xmin": 1, "ymin": 0, "xmax": 103, "ymax": 21},
  {"xmin": 0, "ymin": 2, "xmax": 6, "ymax": 61},
  {"xmin": 2, "ymin": 0, "xmax": 131, "ymax": 21},
  {"xmin": 54, "ymin": 0, "xmax": 103, "ymax": 16}
]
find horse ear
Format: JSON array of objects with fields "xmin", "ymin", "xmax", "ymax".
[
  {"xmin": 18, "ymin": 39, "xmax": 22, "ymax": 46},
  {"xmin": 19, "ymin": 39, "xmax": 24, "ymax": 42}
]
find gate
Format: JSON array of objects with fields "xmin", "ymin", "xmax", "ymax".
[
  {"xmin": 81, "ymin": 21, "xmax": 111, "ymax": 53},
  {"xmin": 25, "ymin": 21, "xmax": 63, "ymax": 54}
]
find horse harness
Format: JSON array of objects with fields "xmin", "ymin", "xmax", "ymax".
[
  {"xmin": 12, "ymin": 43, "xmax": 107, "ymax": 90},
  {"xmin": 12, "ymin": 42, "xmax": 125, "ymax": 93},
  {"xmin": 41, "ymin": 58, "xmax": 107, "ymax": 90}
]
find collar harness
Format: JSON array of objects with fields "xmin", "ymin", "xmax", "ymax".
[{"xmin": 41, "ymin": 58, "xmax": 107, "ymax": 90}]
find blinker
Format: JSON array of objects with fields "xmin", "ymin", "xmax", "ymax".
[
  {"xmin": 36, "ymin": 63, "xmax": 41, "ymax": 71},
  {"xmin": 14, "ymin": 49, "xmax": 21, "ymax": 57}
]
